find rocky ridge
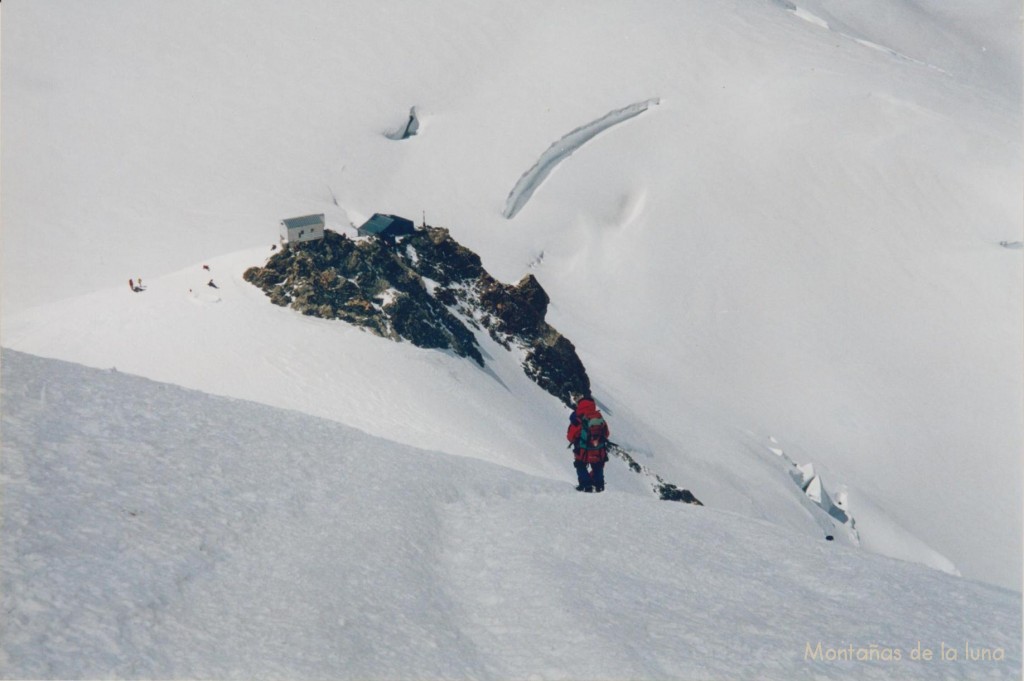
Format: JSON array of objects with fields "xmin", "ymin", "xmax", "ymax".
[
  {"xmin": 244, "ymin": 226, "xmax": 703, "ymax": 505},
  {"xmin": 244, "ymin": 227, "xmax": 590, "ymax": 406}
]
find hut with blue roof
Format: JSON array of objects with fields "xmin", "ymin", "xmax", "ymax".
[{"xmin": 357, "ymin": 213, "xmax": 416, "ymax": 239}]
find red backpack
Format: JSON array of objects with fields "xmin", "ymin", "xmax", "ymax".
[{"xmin": 576, "ymin": 411, "xmax": 609, "ymax": 464}]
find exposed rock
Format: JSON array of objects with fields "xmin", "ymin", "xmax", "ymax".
[
  {"xmin": 656, "ymin": 483, "xmax": 704, "ymax": 505},
  {"xmin": 607, "ymin": 443, "xmax": 703, "ymax": 505},
  {"xmin": 478, "ymin": 274, "xmax": 548, "ymax": 338},
  {"xmin": 244, "ymin": 226, "xmax": 589, "ymax": 404},
  {"xmin": 524, "ymin": 334, "xmax": 589, "ymax": 407},
  {"xmin": 406, "ymin": 227, "xmax": 483, "ymax": 283},
  {"xmin": 386, "ymin": 291, "xmax": 482, "ymax": 365}
]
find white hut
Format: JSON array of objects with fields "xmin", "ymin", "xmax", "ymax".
[{"xmin": 280, "ymin": 214, "xmax": 325, "ymax": 244}]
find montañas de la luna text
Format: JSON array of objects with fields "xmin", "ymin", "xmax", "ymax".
[{"xmin": 804, "ymin": 641, "xmax": 1006, "ymax": 663}]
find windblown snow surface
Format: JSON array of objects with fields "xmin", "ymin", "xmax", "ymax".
[
  {"xmin": 1, "ymin": 0, "xmax": 1021, "ymax": 677},
  {"xmin": 2, "ymin": 349, "xmax": 1020, "ymax": 679}
]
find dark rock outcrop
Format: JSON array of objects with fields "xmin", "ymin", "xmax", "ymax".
[
  {"xmin": 656, "ymin": 484, "xmax": 704, "ymax": 505},
  {"xmin": 244, "ymin": 227, "xmax": 590, "ymax": 405},
  {"xmin": 607, "ymin": 443, "xmax": 704, "ymax": 506}
]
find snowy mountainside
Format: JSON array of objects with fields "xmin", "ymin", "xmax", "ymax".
[
  {"xmin": 0, "ymin": 247, "xmax": 847, "ymax": 538},
  {"xmin": 5, "ymin": 232, "xmax": 960, "ymax": 571},
  {"xmin": 770, "ymin": 0, "xmax": 1022, "ymax": 96},
  {"xmin": 2, "ymin": 0, "xmax": 1020, "ymax": 593},
  {"xmin": 2, "ymin": 348, "xmax": 1020, "ymax": 680}
]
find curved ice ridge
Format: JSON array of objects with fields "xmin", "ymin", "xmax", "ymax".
[
  {"xmin": 775, "ymin": 1, "xmax": 950, "ymax": 75},
  {"xmin": 502, "ymin": 98, "xmax": 660, "ymax": 219}
]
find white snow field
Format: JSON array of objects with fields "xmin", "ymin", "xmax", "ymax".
[
  {"xmin": 2, "ymin": 349, "xmax": 1020, "ymax": 680},
  {"xmin": 1, "ymin": 0, "xmax": 1022, "ymax": 675}
]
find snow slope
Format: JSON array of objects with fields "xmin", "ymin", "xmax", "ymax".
[
  {"xmin": 2, "ymin": 349, "xmax": 1020, "ymax": 680},
  {"xmin": 0, "ymin": 242, "xmax": 957, "ymax": 566},
  {"xmin": 2, "ymin": 0, "xmax": 1020, "ymax": 596}
]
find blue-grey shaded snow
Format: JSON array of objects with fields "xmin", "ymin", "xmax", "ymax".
[
  {"xmin": 502, "ymin": 99, "xmax": 660, "ymax": 219},
  {"xmin": 384, "ymin": 106, "xmax": 420, "ymax": 141}
]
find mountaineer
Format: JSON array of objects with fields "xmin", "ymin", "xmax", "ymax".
[{"xmin": 567, "ymin": 396, "xmax": 609, "ymax": 492}]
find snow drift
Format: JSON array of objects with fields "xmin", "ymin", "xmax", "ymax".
[{"xmin": 2, "ymin": 349, "xmax": 1019, "ymax": 679}]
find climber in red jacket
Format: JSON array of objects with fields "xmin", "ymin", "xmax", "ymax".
[{"xmin": 567, "ymin": 396, "xmax": 610, "ymax": 493}]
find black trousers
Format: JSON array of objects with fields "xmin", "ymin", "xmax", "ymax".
[{"xmin": 574, "ymin": 460, "xmax": 605, "ymax": 489}]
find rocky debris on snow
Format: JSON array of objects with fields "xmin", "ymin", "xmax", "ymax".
[
  {"xmin": 607, "ymin": 443, "xmax": 703, "ymax": 506},
  {"xmin": 656, "ymin": 483, "xmax": 703, "ymax": 505},
  {"xmin": 244, "ymin": 227, "xmax": 590, "ymax": 405}
]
